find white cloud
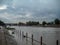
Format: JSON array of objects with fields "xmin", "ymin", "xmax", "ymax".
[
  {"xmin": 0, "ymin": 12, "xmax": 34, "ymax": 23},
  {"xmin": 0, "ymin": 5, "xmax": 7, "ymax": 10},
  {"xmin": 11, "ymin": 13, "xmax": 33, "ymax": 19},
  {"xmin": 25, "ymin": 13, "xmax": 33, "ymax": 18},
  {"xmin": 41, "ymin": 14, "xmax": 56, "ymax": 19}
]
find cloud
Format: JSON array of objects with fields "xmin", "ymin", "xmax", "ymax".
[
  {"xmin": 0, "ymin": 0, "xmax": 59, "ymax": 23},
  {"xmin": 0, "ymin": 12, "xmax": 34, "ymax": 23},
  {"xmin": 0, "ymin": 5, "xmax": 7, "ymax": 10}
]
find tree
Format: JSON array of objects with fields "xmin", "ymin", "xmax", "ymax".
[
  {"xmin": 47, "ymin": 22, "xmax": 54, "ymax": 25},
  {"xmin": 18, "ymin": 22, "xmax": 25, "ymax": 26},
  {"xmin": 0, "ymin": 20, "xmax": 6, "ymax": 26},
  {"xmin": 54, "ymin": 19, "xmax": 60, "ymax": 25},
  {"xmin": 42, "ymin": 21, "xmax": 47, "ymax": 26},
  {"xmin": 26, "ymin": 21, "xmax": 39, "ymax": 26}
]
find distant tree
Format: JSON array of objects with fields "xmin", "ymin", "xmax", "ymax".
[
  {"xmin": 26, "ymin": 21, "xmax": 39, "ymax": 26},
  {"xmin": 51, "ymin": 22, "xmax": 54, "ymax": 24},
  {"xmin": 47, "ymin": 22, "xmax": 54, "ymax": 25},
  {"xmin": 47, "ymin": 22, "xmax": 51, "ymax": 25},
  {"xmin": 54, "ymin": 19, "xmax": 60, "ymax": 25},
  {"xmin": 42, "ymin": 21, "xmax": 47, "ymax": 25},
  {"xmin": 0, "ymin": 20, "xmax": 6, "ymax": 26},
  {"xmin": 18, "ymin": 22, "xmax": 25, "ymax": 26},
  {"xmin": 26, "ymin": 21, "xmax": 31, "ymax": 26}
]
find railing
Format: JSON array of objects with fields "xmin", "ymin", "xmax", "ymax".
[
  {"xmin": 20, "ymin": 30, "xmax": 59, "ymax": 45},
  {"xmin": 3, "ymin": 29, "xmax": 59, "ymax": 45},
  {"xmin": 20, "ymin": 30, "xmax": 46, "ymax": 45}
]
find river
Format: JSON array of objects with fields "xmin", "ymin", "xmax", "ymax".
[{"xmin": 9, "ymin": 26, "xmax": 60, "ymax": 45}]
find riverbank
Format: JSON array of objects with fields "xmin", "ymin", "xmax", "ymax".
[{"xmin": 17, "ymin": 25, "xmax": 60, "ymax": 28}]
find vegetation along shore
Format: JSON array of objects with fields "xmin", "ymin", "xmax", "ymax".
[{"xmin": 0, "ymin": 18, "xmax": 60, "ymax": 27}]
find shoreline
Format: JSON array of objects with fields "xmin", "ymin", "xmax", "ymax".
[{"xmin": 12, "ymin": 25, "xmax": 60, "ymax": 28}]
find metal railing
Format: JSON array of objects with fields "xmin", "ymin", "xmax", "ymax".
[{"xmin": 20, "ymin": 30, "xmax": 46, "ymax": 45}]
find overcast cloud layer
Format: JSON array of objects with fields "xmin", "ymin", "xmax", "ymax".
[{"xmin": 0, "ymin": 0, "xmax": 60, "ymax": 23}]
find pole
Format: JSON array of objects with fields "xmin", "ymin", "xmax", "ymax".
[
  {"xmin": 32, "ymin": 34, "xmax": 33, "ymax": 45},
  {"xmin": 26, "ymin": 32, "xmax": 28, "ymax": 44},
  {"xmin": 22, "ymin": 31, "xmax": 24, "ymax": 38},
  {"xmin": 56, "ymin": 40, "xmax": 59, "ymax": 45},
  {"xmin": 40, "ymin": 36, "xmax": 42, "ymax": 45},
  {"xmin": 20, "ymin": 30, "xmax": 21, "ymax": 36}
]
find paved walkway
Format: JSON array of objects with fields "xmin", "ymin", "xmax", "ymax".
[
  {"xmin": 0, "ymin": 29, "xmax": 7, "ymax": 45},
  {"xmin": 0, "ymin": 28, "xmax": 17, "ymax": 45}
]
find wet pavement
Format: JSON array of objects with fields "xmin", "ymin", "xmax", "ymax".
[
  {"xmin": 0, "ymin": 29, "xmax": 7, "ymax": 45},
  {"xmin": 0, "ymin": 28, "xmax": 17, "ymax": 45}
]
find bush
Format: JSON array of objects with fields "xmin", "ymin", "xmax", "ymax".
[
  {"xmin": 42, "ymin": 21, "xmax": 47, "ymax": 26},
  {"xmin": 0, "ymin": 20, "xmax": 6, "ymax": 26}
]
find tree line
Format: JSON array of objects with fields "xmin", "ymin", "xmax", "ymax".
[
  {"xmin": 18, "ymin": 18, "xmax": 60, "ymax": 26},
  {"xmin": 42, "ymin": 19, "xmax": 60, "ymax": 26},
  {"xmin": 0, "ymin": 18, "xmax": 60, "ymax": 26}
]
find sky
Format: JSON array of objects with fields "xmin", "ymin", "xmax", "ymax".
[{"xmin": 0, "ymin": 0, "xmax": 60, "ymax": 23}]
